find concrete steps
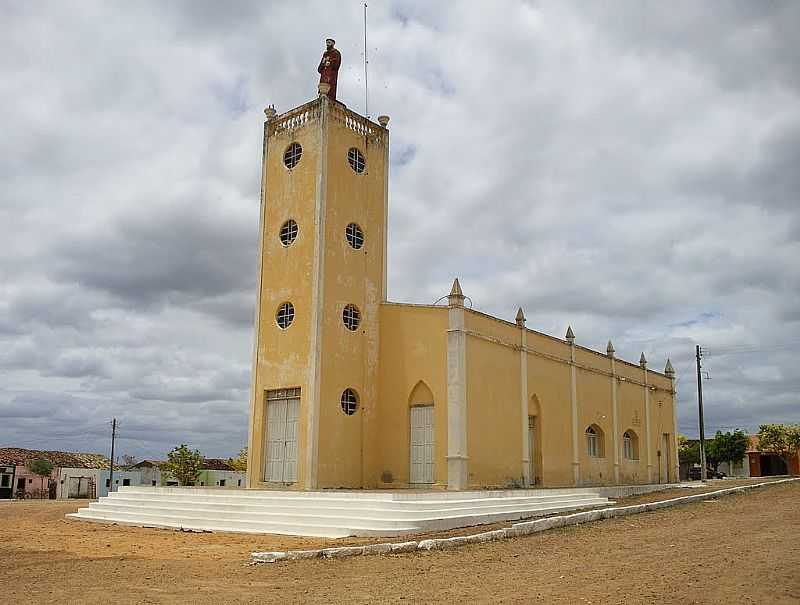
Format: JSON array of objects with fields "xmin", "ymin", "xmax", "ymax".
[{"xmin": 67, "ymin": 486, "xmax": 614, "ymax": 537}]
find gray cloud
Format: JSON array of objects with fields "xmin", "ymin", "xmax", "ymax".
[{"xmin": 1, "ymin": 1, "xmax": 798, "ymax": 460}]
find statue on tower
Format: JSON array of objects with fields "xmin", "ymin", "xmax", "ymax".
[{"xmin": 318, "ymin": 38, "xmax": 342, "ymax": 101}]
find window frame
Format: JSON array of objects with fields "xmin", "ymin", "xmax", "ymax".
[
  {"xmin": 283, "ymin": 142, "xmax": 302, "ymax": 169},
  {"xmin": 347, "ymin": 147, "xmax": 366, "ymax": 174}
]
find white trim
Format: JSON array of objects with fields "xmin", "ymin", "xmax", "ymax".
[
  {"xmin": 246, "ymin": 120, "xmax": 270, "ymax": 488},
  {"xmin": 446, "ymin": 304, "xmax": 468, "ymax": 489},
  {"xmin": 569, "ymin": 343, "xmax": 580, "ymax": 484},
  {"xmin": 304, "ymin": 97, "xmax": 330, "ymax": 489},
  {"xmin": 610, "ymin": 356, "xmax": 620, "ymax": 483},
  {"xmin": 643, "ymin": 367, "xmax": 653, "ymax": 483},
  {"xmin": 519, "ymin": 326, "xmax": 530, "ymax": 485}
]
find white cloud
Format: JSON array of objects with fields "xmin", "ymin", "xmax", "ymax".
[{"xmin": 1, "ymin": 1, "xmax": 798, "ymax": 458}]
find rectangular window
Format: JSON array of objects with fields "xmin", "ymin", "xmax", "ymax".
[
  {"xmin": 238, "ymin": 479, "xmax": 242, "ymax": 487},
  {"xmin": 122, "ymin": 479, "xmax": 130, "ymax": 486},
  {"xmin": 151, "ymin": 480, "xmax": 157, "ymax": 486},
  {"xmin": 1, "ymin": 475, "xmax": 9, "ymax": 488},
  {"xmin": 218, "ymin": 479, "xmax": 225, "ymax": 487},
  {"xmin": 587, "ymin": 434, "xmax": 598, "ymax": 458},
  {"xmin": 105, "ymin": 479, "xmax": 110, "ymax": 488}
]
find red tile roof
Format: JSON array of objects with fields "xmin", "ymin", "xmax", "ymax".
[{"xmin": 0, "ymin": 447, "xmax": 110, "ymax": 469}]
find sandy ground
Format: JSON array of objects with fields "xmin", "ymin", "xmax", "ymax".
[{"xmin": 1, "ymin": 479, "xmax": 798, "ymax": 604}]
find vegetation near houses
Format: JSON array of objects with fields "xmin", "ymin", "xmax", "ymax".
[
  {"xmin": 26, "ymin": 459, "xmax": 53, "ymax": 499},
  {"xmin": 227, "ymin": 447, "xmax": 247, "ymax": 472},
  {"xmin": 678, "ymin": 435, "xmax": 700, "ymax": 466},
  {"xmin": 678, "ymin": 430, "xmax": 750, "ymax": 473},
  {"xmin": 757, "ymin": 424, "xmax": 800, "ymax": 468},
  {"xmin": 705, "ymin": 430, "xmax": 749, "ymax": 473},
  {"xmin": 162, "ymin": 444, "xmax": 203, "ymax": 486}
]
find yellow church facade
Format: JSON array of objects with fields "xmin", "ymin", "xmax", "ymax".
[{"xmin": 246, "ymin": 95, "xmax": 679, "ymax": 491}]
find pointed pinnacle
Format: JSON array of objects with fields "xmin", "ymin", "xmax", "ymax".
[
  {"xmin": 639, "ymin": 352, "xmax": 648, "ymax": 368},
  {"xmin": 665, "ymin": 358, "xmax": 675, "ymax": 376},
  {"xmin": 515, "ymin": 307, "xmax": 526, "ymax": 326},
  {"xmin": 565, "ymin": 326, "xmax": 575, "ymax": 342},
  {"xmin": 606, "ymin": 340, "xmax": 615, "ymax": 356},
  {"xmin": 449, "ymin": 278, "xmax": 463, "ymax": 297}
]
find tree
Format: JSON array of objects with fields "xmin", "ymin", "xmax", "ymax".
[
  {"xmin": 678, "ymin": 435, "xmax": 700, "ymax": 466},
  {"xmin": 708, "ymin": 430, "xmax": 749, "ymax": 474},
  {"xmin": 162, "ymin": 444, "xmax": 203, "ymax": 486},
  {"xmin": 757, "ymin": 424, "xmax": 800, "ymax": 471},
  {"xmin": 120, "ymin": 454, "xmax": 138, "ymax": 468},
  {"xmin": 26, "ymin": 459, "xmax": 53, "ymax": 499},
  {"xmin": 227, "ymin": 447, "xmax": 247, "ymax": 472}
]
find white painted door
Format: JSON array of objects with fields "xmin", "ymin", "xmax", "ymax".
[
  {"xmin": 410, "ymin": 405, "xmax": 435, "ymax": 484},
  {"xmin": 265, "ymin": 392, "xmax": 300, "ymax": 483}
]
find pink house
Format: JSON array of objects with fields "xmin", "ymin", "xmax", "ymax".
[{"xmin": 0, "ymin": 447, "xmax": 110, "ymax": 499}]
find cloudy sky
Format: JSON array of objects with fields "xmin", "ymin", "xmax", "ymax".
[{"xmin": 1, "ymin": 1, "xmax": 798, "ymax": 460}]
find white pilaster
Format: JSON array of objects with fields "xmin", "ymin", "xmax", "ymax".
[
  {"xmin": 517, "ymin": 309, "xmax": 530, "ymax": 486},
  {"xmin": 608, "ymin": 342, "xmax": 620, "ymax": 484},
  {"xmin": 245, "ymin": 113, "xmax": 272, "ymax": 489},
  {"xmin": 446, "ymin": 280, "xmax": 468, "ymax": 490},
  {"xmin": 567, "ymin": 327, "xmax": 580, "ymax": 485},
  {"xmin": 304, "ymin": 96, "xmax": 330, "ymax": 490},
  {"xmin": 641, "ymin": 354, "xmax": 653, "ymax": 484},
  {"xmin": 666, "ymin": 359, "xmax": 679, "ymax": 483}
]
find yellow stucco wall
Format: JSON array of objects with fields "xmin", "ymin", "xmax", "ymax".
[
  {"xmin": 375, "ymin": 304, "xmax": 448, "ymax": 488},
  {"xmin": 247, "ymin": 98, "xmax": 678, "ymax": 490}
]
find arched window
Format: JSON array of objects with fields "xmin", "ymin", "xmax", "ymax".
[
  {"xmin": 623, "ymin": 430, "xmax": 639, "ymax": 460},
  {"xmin": 586, "ymin": 425, "xmax": 604, "ymax": 458}
]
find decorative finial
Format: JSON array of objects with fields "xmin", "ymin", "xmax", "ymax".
[
  {"xmin": 565, "ymin": 326, "xmax": 575, "ymax": 344},
  {"xmin": 318, "ymin": 82, "xmax": 331, "ymax": 97},
  {"xmin": 665, "ymin": 359, "xmax": 675, "ymax": 377},
  {"xmin": 639, "ymin": 352, "xmax": 648, "ymax": 368},
  {"xmin": 448, "ymin": 278, "xmax": 465, "ymax": 307},
  {"xmin": 264, "ymin": 104, "xmax": 277, "ymax": 120},
  {"xmin": 606, "ymin": 340, "xmax": 615, "ymax": 357},
  {"xmin": 377, "ymin": 115, "xmax": 390, "ymax": 128},
  {"xmin": 515, "ymin": 307, "xmax": 526, "ymax": 327}
]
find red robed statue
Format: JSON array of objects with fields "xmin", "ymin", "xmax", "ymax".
[{"xmin": 318, "ymin": 38, "xmax": 342, "ymax": 101}]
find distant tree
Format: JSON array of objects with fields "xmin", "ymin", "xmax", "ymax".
[
  {"xmin": 227, "ymin": 447, "xmax": 247, "ymax": 472},
  {"xmin": 707, "ymin": 430, "xmax": 749, "ymax": 474},
  {"xmin": 678, "ymin": 435, "xmax": 700, "ymax": 466},
  {"xmin": 120, "ymin": 454, "xmax": 138, "ymax": 468},
  {"xmin": 757, "ymin": 424, "xmax": 800, "ymax": 471},
  {"xmin": 26, "ymin": 459, "xmax": 53, "ymax": 499},
  {"xmin": 162, "ymin": 444, "xmax": 203, "ymax": 486}
]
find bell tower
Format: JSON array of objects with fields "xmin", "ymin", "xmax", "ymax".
[{"xmin": 246, "ymin": 93, "xmax": 389, "ymax": 489}]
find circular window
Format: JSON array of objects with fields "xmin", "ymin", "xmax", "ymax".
[
  {"xmin": 345, "ymin": 223, "xmax": 364, "ymax": 249},
  {"xmin": 340, "ymin": 388, "xmax": 359, "ymax": 415},
  {"xmin": 342, "ymin": 304, "xmax": 361, "ymax": 331},
  {"xmin": 276, "ymin": 302, "xmax": 295, "ymax": 329},
  {"xmin": 347, "ymin": 147, "xmax": 366, "ymax": 174},
  {"xmin": 283, "ymin": 142, "xmax": 302, "ymax": 169},
  {"xmin": 279, "ymin": 219, "xmax": 298, "ymax": 247}
]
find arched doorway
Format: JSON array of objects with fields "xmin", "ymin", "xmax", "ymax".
[
  {"xmin": 409, "ymin": 381, "xmax": 435, "ymax": 485},
  {"xmin": 528, "ymin": 394, "xmax": 542, "ymax": 485}
]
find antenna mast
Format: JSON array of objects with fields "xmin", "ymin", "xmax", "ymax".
[{"xmin": 363, "ymin": 2, "xmax": 369, "ymax": 118}]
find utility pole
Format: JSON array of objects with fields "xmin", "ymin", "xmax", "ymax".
[
  {"xmin": 695, "ymin": 345, "xmax": 707, "ymax": 482},
  {"xmin": 109, "ymin": 418, "xmax": 117, "ymax": 494}
]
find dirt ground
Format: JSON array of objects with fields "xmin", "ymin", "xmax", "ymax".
[{"xmin": 1, "ymin": 480, "xmax": 798, "ymax": 604}]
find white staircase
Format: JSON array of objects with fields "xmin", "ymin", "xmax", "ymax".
[{"xmin": 67, "ymin": 486, "xmax": 613, "ymax": 538}]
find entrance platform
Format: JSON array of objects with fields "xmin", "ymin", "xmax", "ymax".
[{"xmin": 65, "ymin": 485, "xmax": 630, "ymax": 537}]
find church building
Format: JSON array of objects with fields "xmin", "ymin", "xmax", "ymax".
[{"xmin": 246, "ymin": 91, "xmax": 679, "ymax": 491}]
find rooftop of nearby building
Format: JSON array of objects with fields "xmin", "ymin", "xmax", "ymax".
[{"xmin": 0, "ymin": 447, "xmax": 110, "ymax": 469}]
